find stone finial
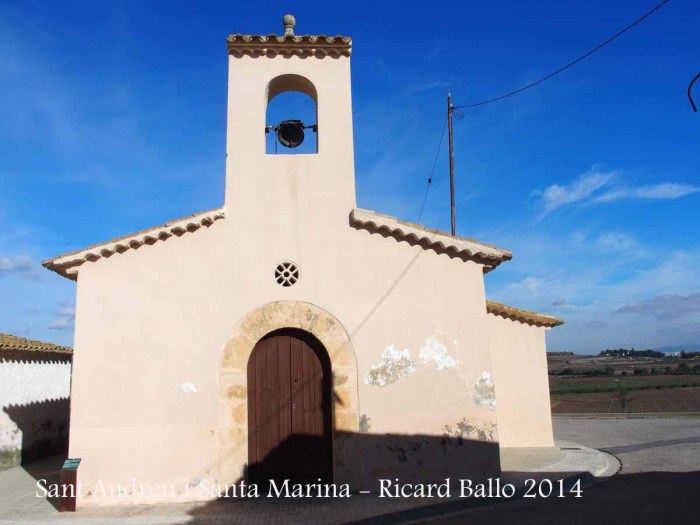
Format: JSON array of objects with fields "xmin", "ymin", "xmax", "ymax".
[{"xmin": 283, "ymin": 14, "xmax": 296, "ymax": 36}]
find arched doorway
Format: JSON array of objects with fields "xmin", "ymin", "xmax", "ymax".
[{"xmin": 246, "ymin": 328, "xmax": 333, "ymax": 485}]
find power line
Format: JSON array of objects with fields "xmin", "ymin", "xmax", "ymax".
[
  {"xmin": 417, "ymin": 116, "xmax": 447, "ymax": 223},
  {"xmin": 454, "ymin": 0, "xmax": 671, "ymax": 110},
  {"xmin": 689, "ymin": 72, "xmax": 700, "ymax": 112}
]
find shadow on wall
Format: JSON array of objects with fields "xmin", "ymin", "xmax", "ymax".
[
  {"xmin": 246, "ymin": 431, "xmax": 499, "ymax": 494},
  {"xmin": 211, "ymin": 431, "xmax": 498, "ymax": 504},
  {"xmin": 2, "ymin": 398, "xmax": 69, "ymax": 469}
]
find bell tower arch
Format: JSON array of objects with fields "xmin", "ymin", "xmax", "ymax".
[
  {"xmin": 265, "ymin": 74, "xmax": 318, "ymax": 154},
  {"xmin": 224, "ymin": 15, "xmax": 356, "ymax": 230}
]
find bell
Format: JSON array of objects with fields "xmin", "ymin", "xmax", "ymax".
[{"xmin": 276, "ymin": 120, "xmax": 306, "ymax": 148}]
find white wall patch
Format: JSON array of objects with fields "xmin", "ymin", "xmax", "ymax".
[
  {"xmin": 364, "ymin": 346, "xmax": 416, "ymax": 387},
  {"xmin": 180, "ymin": 382, "xmax": 197, "ymax": 394},
  {"xmin": 473, "ymin": 371, "xmax": 496, "ymax": 410},
  {"xmin": 419, "ymin": 335, "xmax": 457, "ymax": 370}
]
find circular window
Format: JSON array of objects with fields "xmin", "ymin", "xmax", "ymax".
[{"xmin": 275, "ymin": 261, "xmax": 300, "ymax": 287}]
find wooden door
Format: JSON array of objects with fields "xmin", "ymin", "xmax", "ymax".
[{"xmin": 247, "ymin": 329, "xmax": 332, "ymax": 485}]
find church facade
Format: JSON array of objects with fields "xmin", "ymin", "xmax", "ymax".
[{"xmin": 44, "ymin": 16, "xmax": 562, "ymax": 506}]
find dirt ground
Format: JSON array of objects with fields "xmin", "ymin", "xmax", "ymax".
[{"xmin": 551, "ymin": 385, "xmax": 700, "ymax": 413}]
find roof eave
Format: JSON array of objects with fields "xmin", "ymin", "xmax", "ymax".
[
  {"xmin": 226, "ymin": 34, "xmax": 352, "ymax": 58},
  {"xmin": 42, "ymin": 207, "xmax": 226, "ymax": 280},
  {"xmin": 0, "ymin": 333, "xmax": 73, "ymax": 355},
  {"xmin": 350, "ymin": 208, "xmax": 512, "ymax": 271},
  {"xmin": 486, "ymin": 300, "xmax": 564, "ymax": 328}
]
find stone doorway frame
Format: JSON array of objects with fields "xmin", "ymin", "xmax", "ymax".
[{"xmin": 217, "ymin": 301, "xmax": 359, "ymax": 486}]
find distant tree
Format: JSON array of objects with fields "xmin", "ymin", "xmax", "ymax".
[
  {"xmin": 612, "ymin": 383, "xmax": 635, "ymax": 413},
  {"xmin": 599, "ymin": 348, "xmax": 664, "ymax": 358},
  {"xmin": 605, "ymin": 366, "xmax": 615, "ymax": 376},
  {"xmin": 677, "ymin": 362, "xmax": 690, "ymax": 375}
]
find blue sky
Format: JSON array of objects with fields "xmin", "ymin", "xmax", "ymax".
[{"xmin": 1, "ymin": 1, "xmax": 698, "ymax": 353}]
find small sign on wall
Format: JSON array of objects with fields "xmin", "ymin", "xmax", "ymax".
[
  {"xmin": 61, "ymin": 458, "xmax": 81, "ymax": 471},
  {"xmin": 59, "ymin": 458, "xmax": 81, "ymax": 512}
]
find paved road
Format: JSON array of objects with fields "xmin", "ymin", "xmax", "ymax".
[
  {"xmin": 417, "ymin": 417, "xmax": 700, "ymax": 525},
  {"xmin": 0, "ymin": 417, "xmax": 697, "ymax": 524}
]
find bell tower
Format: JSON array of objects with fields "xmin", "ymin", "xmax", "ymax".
[{"xmin": 224, "ymin": 15, "xmax": 356, "ymax": 231}]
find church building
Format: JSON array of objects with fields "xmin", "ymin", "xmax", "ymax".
[{"xmin": 44, "ymin": 15, "xmax": 562, "ymax": 506}]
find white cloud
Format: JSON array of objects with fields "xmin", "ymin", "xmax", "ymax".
[
  {"xmin": 486, "ymin": 221, "xmax": 700, "ymax": 353},
  {"xmin": 597, "ymin": 232, "xmax": 636, "ymax": 251},
  {"xmin": 58, "ymin": 307, "xmax": 75, "ymax": 318},
  {"xmin": 536, "ymin": 169, "xmax": 698, "ymax": 213},
  {"xmin": 507, "ymin": 276, "xmax": 545, "ymax": 292},
  {"xmin": 616, "ymin": 292, "xmax": 700, "ymax": 320},
  {"xmin": 0, "ymin": 255, "xmax": 38, "ymax": 278},
  {"xmin": 48, "ymin": 303, "xmax": 75, "ymax": 331},
  {"xmin": 570, "ymin": 230, "xmax": 589, "ymax": 247},
  {"xmin": 48, "ymin": 317, "xmax": 72, "ymax": 330},
  {"xmin": 595, "ymin": 183, "xmax": 699, "ymax": 203},
  {"xmin": 538, "ymin": 170, "xmax": 615, "ymax": 212}
]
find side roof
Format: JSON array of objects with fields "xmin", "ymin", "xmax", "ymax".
[
  {"xmin": 0, "ymin": 333, "xmax": 72, "ymax": 355},
  {"xmin": 350, "ymin": 208, "xmax": 512, "ymax": 272},
  {"xmin": 43, "ymin": 208, "xmax": 225, "ymax": 281},
  {"xmin": 486, "ymin": 300, "xmax": 564, "ymax": 328}
]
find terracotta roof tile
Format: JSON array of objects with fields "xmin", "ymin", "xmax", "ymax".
[
  {"xmin": 227, "ymin": 34, "xmax": 352, "ymax": 58},
  {"xmin": 0, "ymin": 333, "xmax": 73, "ymax": 354},
  {"xmin": 43, "ymin": 207, "xmax": 225, "ymax": 281},
  {"xmin": 486, "ymin": 300, "xmax": 564, "ymax": 328},
  {"xmin": 350, "ymin": 208, "xmax": 512, "ymax": 272}
]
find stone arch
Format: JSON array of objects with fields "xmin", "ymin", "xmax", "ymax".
[{"xmin": 217, "ymin": 301, "xmax": 359, "ymax": 486}]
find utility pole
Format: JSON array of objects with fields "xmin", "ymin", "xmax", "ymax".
[{"xmin": 447, "ymin": 93, "xmax": 456, "ymax": 236}]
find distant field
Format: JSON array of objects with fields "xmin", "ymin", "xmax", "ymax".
[
  {"xmin": 549, "ymin": 375, "xmax": 700, "ymax": 394},
  {"xmin": 551, "ymin": 386, "xmax": 700, "ymax": 413},
  {"xmin": 547, "ymin": 353, "xmax": 699, "ymax": 375},
  {"xmin": 546, "ymin": 354, "xmax": 700, "ymax": 413}
]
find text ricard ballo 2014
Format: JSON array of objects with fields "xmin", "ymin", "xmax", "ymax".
[{"xmin": 37, "ymin": 477, "xmax": 583, "ymax": 500}]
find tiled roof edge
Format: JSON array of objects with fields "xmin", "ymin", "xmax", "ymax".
[
  {"xmin": 0, "ymin": 333, "xmax": 73, "ymax": 354},
  {"xmin": 350, "ymin": 208, "xmax": 512, "ymax": 271},
  {"xmin": 42, "ymin": 208, "xmax": 226, "ymax": 281},
  {"xmin": 486, "ymin": 300, "xmax": 564, "ymax": 328},
  {"xmin": 227, "ymin": 34, "xmax": 352, "ymax": 58}
]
